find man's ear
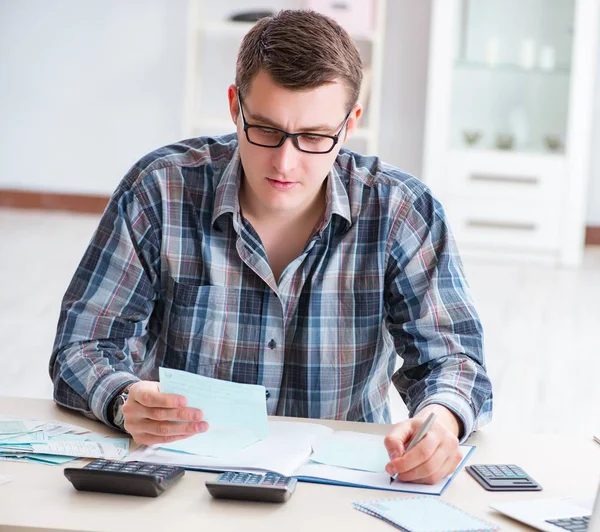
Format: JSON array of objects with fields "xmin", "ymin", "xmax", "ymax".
[
  {"xmin": 228, "ymin": 84, "xmax": 239, "ymax": 124},
  {"xmin": 344, "ymin": 103, "xmax": 363, "ymax": 141}
]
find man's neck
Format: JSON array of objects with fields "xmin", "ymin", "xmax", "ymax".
[{"xmin": 240, "ymin": 181, "xmax": 326, "ymax": 231}]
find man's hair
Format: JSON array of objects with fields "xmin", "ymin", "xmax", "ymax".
[{"xmin": 235, "ymin": 10, "xmax": 363, "ymax": 112}]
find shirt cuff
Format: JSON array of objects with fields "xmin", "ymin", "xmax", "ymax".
[
  {"xmin": 89, "ymin": 371, "xmax": 140, "ymax": 427},
  {"xmin": 413, "ymin": 392, "xmax": 476, "ymax": 444}
]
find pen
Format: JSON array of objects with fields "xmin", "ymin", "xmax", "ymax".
[{"xmin": 389, "ymin": 412, "xmax": 437, "ymax": 484}]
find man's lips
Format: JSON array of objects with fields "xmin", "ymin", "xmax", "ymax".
[{"xmin": 267, "ymin": 178, "xmax": 298, "ymax": 189}]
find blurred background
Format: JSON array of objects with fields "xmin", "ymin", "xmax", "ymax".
[{"xmin": 0, "ymin": 0, "xmax": 598, "ymax": 437}]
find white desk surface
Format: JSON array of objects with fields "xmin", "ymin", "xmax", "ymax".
[{"xmin": 0, "ymin": 396, "xmax": 598, "ymax": 531}]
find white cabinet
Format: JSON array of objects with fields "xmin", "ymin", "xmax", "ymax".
[
  {"xmin": 422, "ymin": 0, "xmax": 599, "ymax": 266},
  {"xmin": 182, "ymin": 0, "xmax": 387, "ymax": 156}
]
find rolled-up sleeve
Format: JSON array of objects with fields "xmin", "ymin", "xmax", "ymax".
[{"xmin": 385, "ymin": 189, "xmax": 493, "ymax": 441}]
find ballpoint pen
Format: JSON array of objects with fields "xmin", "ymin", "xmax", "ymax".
[{"xmin": 389, "ymin": 412, "xmax": 437, "ymax": 484}]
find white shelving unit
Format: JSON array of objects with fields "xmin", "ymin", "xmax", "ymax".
[
  {"xmin": 183, "ymin": 0, "xmax": 387, "ymax": 156},
  {"xmin": 422, "ymin": 0, "xmax": 599, "ymax": 266}
]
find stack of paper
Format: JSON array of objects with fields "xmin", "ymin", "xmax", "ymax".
[
  {"xmin": 0, "ymin": 419, "xmax": 129, "ymax": 465},
  {"xmin": 594, "ymin": 434, "xmax": 599, "ymax": 445}
]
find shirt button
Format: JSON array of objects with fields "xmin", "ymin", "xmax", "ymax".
[{"xmin": 268, "ymin": 339, "xmax": 276, "ymax": 349}]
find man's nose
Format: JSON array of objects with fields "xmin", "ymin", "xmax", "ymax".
[{"xmin": 272, "ymin": 137, "xmax": 299, "ymax": 174}]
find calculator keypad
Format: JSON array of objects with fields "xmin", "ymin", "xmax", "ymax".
[
  {"xmin": 471, "ymin": 464, "xmax": 526, "ymax": 480},
  {"xmin": 84, "ymin": 459, "xmax": 182, "ymax": 484},
  {"xmin": 217, "ymin": 471, "xmax": 296, "ymax": 489},
  {"xmin": 546, "ymin": 516, "xmax": 590, "ymax": 531}
]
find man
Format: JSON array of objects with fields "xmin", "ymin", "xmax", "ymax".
[{"xmin": 50, "ymin": 9, "xmax": 492, "ymax": 485}]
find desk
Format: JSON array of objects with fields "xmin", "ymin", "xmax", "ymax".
[{"xmin": 0, "ymin": 396, "xmax": 598, "ymax": 532}]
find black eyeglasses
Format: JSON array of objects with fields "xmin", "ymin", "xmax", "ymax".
[{"xmin": 237, "ymin": 91, "xmax": 351, "ymax": 154}]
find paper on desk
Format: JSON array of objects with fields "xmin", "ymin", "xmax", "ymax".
[
  {"xmin": 30, "ymin": 440, "xmax": 127, "ymax": 459},
  {"xmin": 0, "ymin": 430, "xmax": 47, "ymax": 444},
  {"xmin": 81, "ymin": 435, "xmax": 130, "ymax": 453},
  {"xmin": 0, "ymin": 453, "xmax": 77, "ymax": 465},
  {"xmin": 35, "ymin": 420, "xmax": 89, "ymax": 437},
  {"xmin": 309, "ymin": 431, "xmax": 391, "ymax": 473},
  {"xmin": 353, "ymin": 496, "xmax": 499, "ymax": 531},
  {"xmin": 0, "ymin": 420, "xmax": 45, "ymax": 435},
  {"xmin": 158, "ymin": 367, "xmax": 269, "ymax": 457},
  {"xmin": 594, "ymin": 434, "xmax": 599, "ymax": 444}
]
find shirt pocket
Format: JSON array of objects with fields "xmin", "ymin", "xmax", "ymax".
[{"xmin": 164, "ymin": 277, "xmax": 260, "ymax": 382}]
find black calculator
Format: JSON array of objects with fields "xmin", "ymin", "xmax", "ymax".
[
  {"xmin": 466, "ymin": 464, "xmax": 542, "ymax": 491},
  {"xmin": 64, "ymin": 459, "xmax": 185, "ymax": 497},
  {"xmin": 205, "ymin": 471, "xmax": 297, "ymax": 502}
]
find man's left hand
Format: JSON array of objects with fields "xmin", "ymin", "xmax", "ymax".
[{"xmin": 384, "ymin": 405, "xmax": 462, "ymax": 485}]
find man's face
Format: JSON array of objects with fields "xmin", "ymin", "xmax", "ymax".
[{"xmin": 228, "ymin": 71, "xmax": 361, "ymax": 217}]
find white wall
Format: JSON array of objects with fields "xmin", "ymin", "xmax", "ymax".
[
  {"xmin": 0, "ymin": 0, "xmax": 599, "ymax": 224},
  {"xmin": 378, "ymin": 0, "xmax": 431, "ymax": 177},
  {"xmin": 0, "ymin": 0, "xmax": 187, "ymax": 195},
  {"xmin": 588, "ymin": 23, "xmax": 600, "ymax": 225}
]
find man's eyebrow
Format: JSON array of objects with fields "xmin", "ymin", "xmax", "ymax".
[{"xmin": 246, "ymin": 110, "xmax": 338, "ymax": 133}]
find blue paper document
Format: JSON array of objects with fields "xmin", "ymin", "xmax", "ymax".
[
  {"xmin": 309, "ymin": 431, "xmax": 390, "ymax": 473},
  {"xmin": 353, "ymin": 496, "xmax": 499, "ymax": 531},
  {"xmin": 158, "ymin": 367, "xmax": 269, "ymax": 457}
]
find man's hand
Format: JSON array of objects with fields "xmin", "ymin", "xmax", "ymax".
[
  {"xmin": 383, "ymin": 405, "xmax": 462, "ymax": 485},
  {"xmin": 122, "ymin": 381, "xmax": 208, "ymax": 446}
]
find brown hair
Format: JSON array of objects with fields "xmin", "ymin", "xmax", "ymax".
[{"xmin": 235, "ymin": 9, "xmax": 363, "ymax": 111}]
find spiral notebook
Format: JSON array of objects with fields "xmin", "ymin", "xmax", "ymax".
[{"xmin": 353, "ymin": 496, "xmax": 499, "ymax": 531}]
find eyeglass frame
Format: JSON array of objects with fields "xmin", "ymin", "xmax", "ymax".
[{"xmin": 237, "ymin": 90, "xmax": 352, "ymax": 154}]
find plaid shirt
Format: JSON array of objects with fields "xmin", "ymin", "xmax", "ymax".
[{"xmin": 50, "ymin": 134, "xmax": 492, "ymax": 440}]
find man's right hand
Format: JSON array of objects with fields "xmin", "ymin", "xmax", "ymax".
[{"xmin": 122, "ymin": 381, "xmax": 208, "ymax": 446}]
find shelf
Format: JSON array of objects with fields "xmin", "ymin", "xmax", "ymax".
[
  {"xmin": 197, "ymin": 19, "xmax": 379, "ymax": 42},
  {"xmin": 448, "ymin": 148, "xmax": 566, "ymax": 164},
  {"xmin": 454, "ymin": 60, "xmax": 571, "ymax": 76}
]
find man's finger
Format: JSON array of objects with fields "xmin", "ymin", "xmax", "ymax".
[
  {"xmin": 133, "ymin": 389, "xmax": 186, "ymax": 409},
  {"xmin": 412, "ymin": 451, "xmax": 459, "ymax": 485},
  {"xmin": 135, "ymin": 419, "xmax": 209, "ymax": 437},
  {"xmin": 394, "ymin": 439, "xmax": 445, "ymax": 482},
  {"xmin": 386, "ymin": 432, "xmax": 439, "ymax": 476},
  {"xmin": 142, "ymin": 405, "xmax": 204, "ymax": 423},
  {"xmin": 383, "ymin": 419, "xmax": 417, "ymax": 458}
]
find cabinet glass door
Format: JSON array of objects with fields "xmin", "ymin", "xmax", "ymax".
[{"xmin": 449, "ymin": 0, "xmax": 575, "ymax": 154}]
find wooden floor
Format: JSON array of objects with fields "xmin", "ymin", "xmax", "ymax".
[{"xmin": 1, "ymin": 208, "xmax": 598, "ymax": 437}]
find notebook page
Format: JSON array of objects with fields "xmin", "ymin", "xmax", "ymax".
[{"xmin": 354, "ymin": 496, "xmax": 499, "ymax": 531}]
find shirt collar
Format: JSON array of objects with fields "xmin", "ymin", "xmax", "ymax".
[
  {"xmin": 211, "ymin": 148, "xmax": 353, "ymax": 233},
  {"xmin": 326, "ymin": 161, "xmax": 352, "ymax": 233},
  {"xmin": 211, "ymin": 148, "xmax": 243, "ymax": 230}
]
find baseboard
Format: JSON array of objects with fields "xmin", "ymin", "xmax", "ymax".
[
  {"xmin": 586, "ymin": 226, "xmax": 600, "ymax": 246},
  {"xmin": 0, "ymin": 189, "xmax": 109, "ymax": 214},
  {"xmin": 2, "ymin": 188, "xmax": 600, "ymax": 246}
]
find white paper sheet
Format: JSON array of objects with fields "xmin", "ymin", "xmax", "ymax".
[
  {"xmin": 30, "ymin": 440, "xmax": 127, "ymax": 459},
  {"xmin": 129, "ymin": 420, "xmax": 332, "ymax": 476}
]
